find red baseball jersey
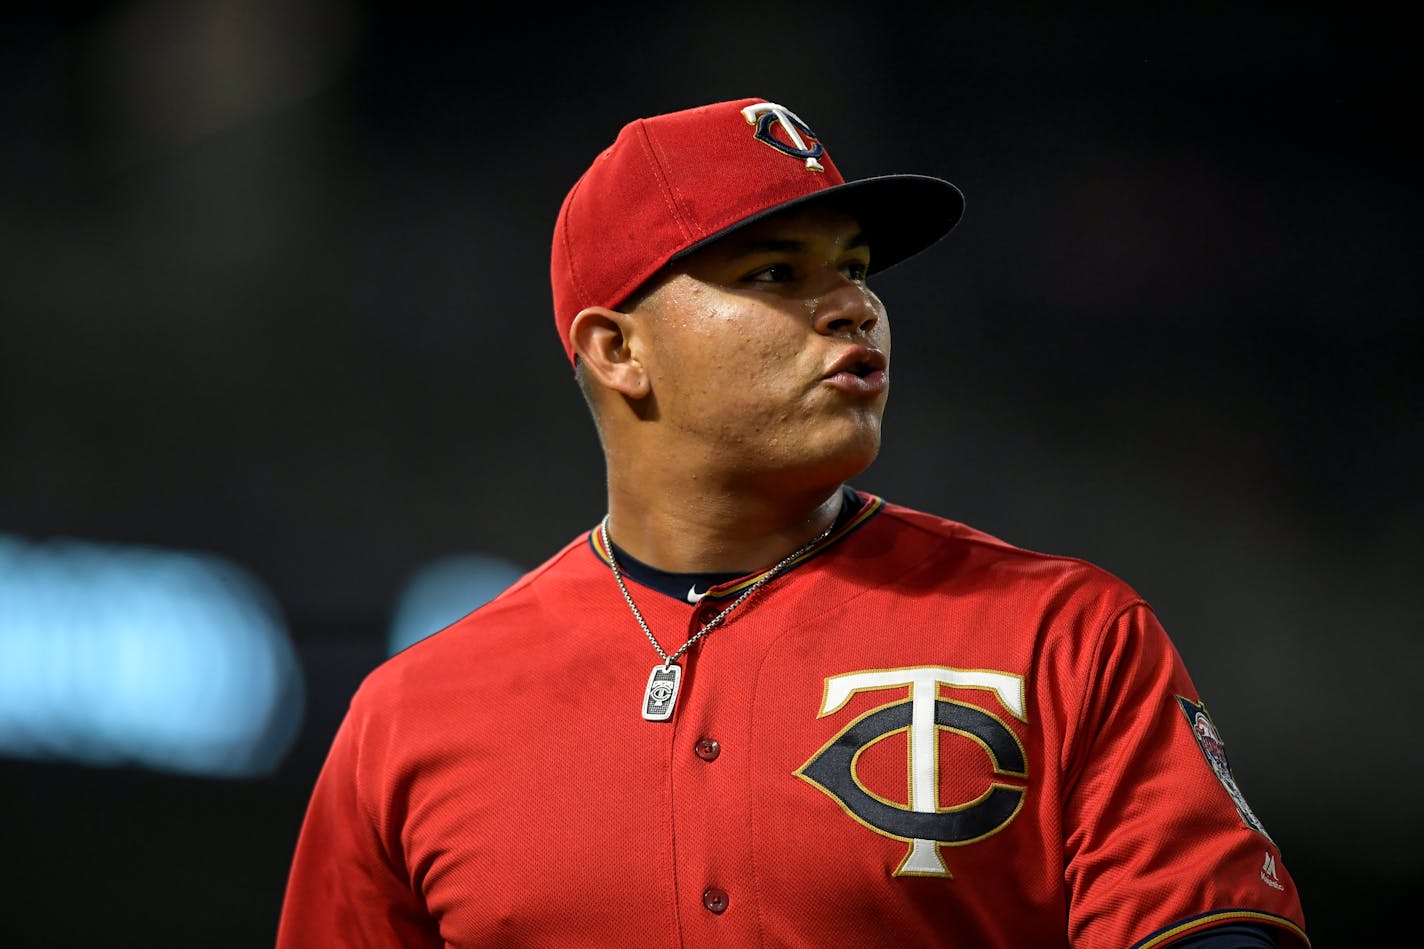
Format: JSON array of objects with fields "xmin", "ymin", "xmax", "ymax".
[{"xmin": 277, "ymin": 492, "xmax": 1309, "ymax": 948}]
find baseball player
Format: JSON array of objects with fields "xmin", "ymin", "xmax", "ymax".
[{"xmin": 276, "ymin": 97, "xmax": 1309, "ymax": 947}]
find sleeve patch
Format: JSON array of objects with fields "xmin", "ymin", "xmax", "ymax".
[{"xmin": 1176, "ymin": 696, "xmax": 1273, "ymax": 841}]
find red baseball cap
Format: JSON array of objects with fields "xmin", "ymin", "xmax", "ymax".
[{"xmin": 549, "ymin": 97, "xmax": 964, "ymax": 366}]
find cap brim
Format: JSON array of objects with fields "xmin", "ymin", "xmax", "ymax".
[{"xmin": 669, "ymin": 174, "xmax": 965, "ymax": 276}]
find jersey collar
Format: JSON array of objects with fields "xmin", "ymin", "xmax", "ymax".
[{"xmin": 588, "ymin": 485, "xmax": 883, "ymax": 603}]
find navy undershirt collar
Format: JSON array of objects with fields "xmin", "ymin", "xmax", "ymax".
[{"xmin": 605, "ymin": 484, "xmax": 867, "ymax": 603}]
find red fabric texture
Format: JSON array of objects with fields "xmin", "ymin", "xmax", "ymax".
[{"xmin": 277, "ymin": 496, "xmax": 1309, "ymax": 948}]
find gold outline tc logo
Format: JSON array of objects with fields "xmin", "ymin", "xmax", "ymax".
[
  {"xmin": 741, "ymin": 102, "xmax": 826, "ymax": 172},
  {"xmin": 796, "ymin": 667, "xmax": 1028, "ymax": 877}
]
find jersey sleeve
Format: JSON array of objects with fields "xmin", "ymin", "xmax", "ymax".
[
  {"xmin": 275, "ymin": 690, "xmax": 443, "ymax": 949},
  {"xmin": 1060, "ymin": 601, "xmax": 1309, "ymax": 948}
]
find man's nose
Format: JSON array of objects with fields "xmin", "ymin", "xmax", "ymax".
[{"xmin": 810, "ymin": 278, "xmax": 881, "ymax": 336}]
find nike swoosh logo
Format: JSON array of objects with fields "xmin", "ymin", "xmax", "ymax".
[{"xmin": 686, "ymin": 585, "xmax": 707, "ymax": 604}]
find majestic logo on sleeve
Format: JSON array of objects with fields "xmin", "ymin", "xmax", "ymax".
[
  {"xmin": 1176, "ymin": 696, "xmax": 1273, "ymax": 842},
  {"xmin": 741, "ymin": 102, "xmax": 826, "ymax": 172},
  {"xmin": 1260, "ymin": 851, "xmax": 1285, "ymax": 890},
  {"xmin": 795, "ymin": 667, "xmax": 1027, "ymax": 877}
]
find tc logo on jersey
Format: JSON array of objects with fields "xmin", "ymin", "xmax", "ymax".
[
  {"xmin": 741, "ymin": 102, "xmax": 826, "ymax": 172},
  {"xmin": 796, "ymin": 667, "xmax": 1027, "ymax": 877}
]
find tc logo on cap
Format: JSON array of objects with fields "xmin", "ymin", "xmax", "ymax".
[{"xmin": 741, "ymin": 102, "xmax": 826, "ymax": 172}]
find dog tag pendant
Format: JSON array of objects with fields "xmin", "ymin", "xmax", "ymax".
[{"xmin": 642, "ymin": 663, "xmax": 681, "ymax": 721}]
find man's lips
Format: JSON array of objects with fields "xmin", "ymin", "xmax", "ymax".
[{"xmin": 822, "ymin": 346, "xmax": 888, "ymax": 393}]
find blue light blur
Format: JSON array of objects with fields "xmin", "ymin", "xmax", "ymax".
[
  {"xmin": 0, "ymin": 533, "xmax": 304, "ymax": 778},
  {"xmin": 387, "ymin": 553, "xmax": 526, "ymax": 656}
]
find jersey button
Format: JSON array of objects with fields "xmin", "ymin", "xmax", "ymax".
[
  {"xmin": 702, "ymin": 887, "xmax": 729, "ymax": 914},
  {"xmin": 695, "ymin": 738, "xmax": 721, "ymax": 761}
]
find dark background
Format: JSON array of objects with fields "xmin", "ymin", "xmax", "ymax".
[{"xmin": 2, "ymin": 2, "xmax": 1419, "ymax": 945}]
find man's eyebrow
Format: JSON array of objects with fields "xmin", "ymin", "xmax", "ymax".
[{"xmin": 721, "ymin": 231, "xmax": 869, "ymax": 259}]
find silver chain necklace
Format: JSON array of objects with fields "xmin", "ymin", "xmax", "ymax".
[{"xmin": 600, "ymin": 514, "xmax": 837, "ymax": 721}]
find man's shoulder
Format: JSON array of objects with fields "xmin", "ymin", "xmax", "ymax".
[
  {"xmin": 871, "ymin": 497, "xmax": 1014, "ymax": 549},
  {"xmin": 866, "ymin": 495, "xmax": 1143, "ymax": 601},
  {"xmin": 355, "ymin": 528, "xmax": 601, "ymax": 695}
]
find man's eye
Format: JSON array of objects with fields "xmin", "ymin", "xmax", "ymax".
[
  {"xmin": 746, "ymin": 263, "xmax": 795, "ymax": 283},
  {"xmin": 843, "ymin": 260, "xmax": 870, "ymax": 281}
]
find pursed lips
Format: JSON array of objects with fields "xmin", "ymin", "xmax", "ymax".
[{"xmin": 821, "ymin": 345, "xmax": 888, "ymax": 393}]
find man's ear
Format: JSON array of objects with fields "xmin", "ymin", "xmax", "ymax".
[{"xmin": 569, "ymin": 307, "xmax": 650, "ymax": 399}]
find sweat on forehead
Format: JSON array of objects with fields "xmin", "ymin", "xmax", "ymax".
[{"xmin": 549, "ymin": 97, "xmax": 964, "ymax": 367}]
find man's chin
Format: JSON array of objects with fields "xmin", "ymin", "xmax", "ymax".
[{"xmin": 775, "ymin": 438, "xmax": 881, "ymax": 492}]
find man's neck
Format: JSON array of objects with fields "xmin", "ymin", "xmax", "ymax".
[{"xmin": 602, "ymin": 480, "xmax": 848, "ymax": 575}]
